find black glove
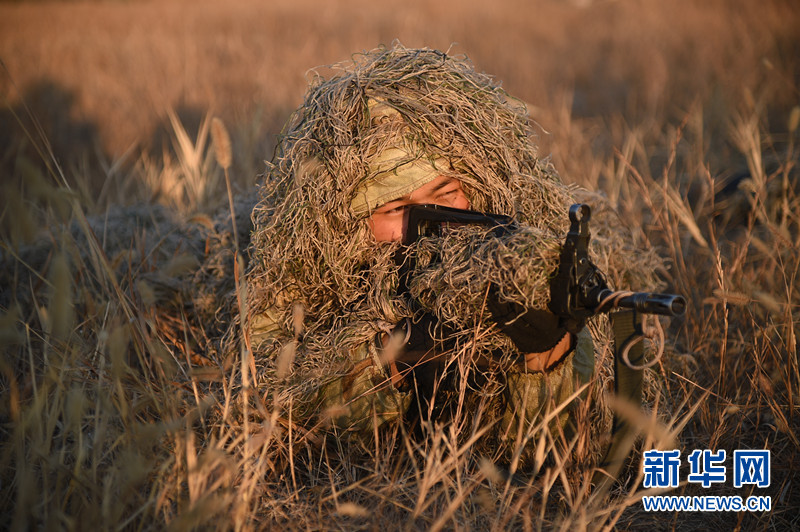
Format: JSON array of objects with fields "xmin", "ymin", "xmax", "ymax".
[
  {"xmin": 382, "ymin": 313, "xmax": 457, "ymax": 366},
  {"xmin": 487, "ymin": 296, "xmax": 573, "ymax": 353}
]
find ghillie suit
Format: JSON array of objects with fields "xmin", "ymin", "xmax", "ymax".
[
  {"xmin": 241, "ymin": 45, "xmax": 665, "ymax": 464},
  {"xmin": 0, "ymin": 45, "xmax": 666, "ymax": 477}
]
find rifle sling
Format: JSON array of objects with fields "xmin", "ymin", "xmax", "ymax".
[{"xmin": 592, "ymin": 309, "xmax": 644, "ymax": 491}]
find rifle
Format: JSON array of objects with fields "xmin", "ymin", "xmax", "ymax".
[
  {"xmin": 399, "ymin": 203, "xmax": 686, "ymax": 322},
  {"xmin": 399, "ymin": 203, "xmax": 686, "ymax": 487}
]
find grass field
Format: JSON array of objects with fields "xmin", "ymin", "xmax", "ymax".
[{"xmin": 1, "ymin": 0, "xmax": 799, "ymax": 529}]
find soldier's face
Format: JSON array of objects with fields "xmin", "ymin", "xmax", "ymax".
[{"xmin": 367, "ymin": 175, "xmax": 470, "ymax": 242}]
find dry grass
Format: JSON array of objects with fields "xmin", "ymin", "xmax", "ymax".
[{"xmin": 1, "ymin": 0, "xmax": 799, "ymax": 530}]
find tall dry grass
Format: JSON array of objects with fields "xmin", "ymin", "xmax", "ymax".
[{"xmin": 1, "ymin": 0, "xmax": 799, "ymax": 530}]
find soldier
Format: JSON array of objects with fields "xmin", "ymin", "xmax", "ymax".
[{"xmin": 244, "ymin": 45, "xmax": 598, "ymax": 459}]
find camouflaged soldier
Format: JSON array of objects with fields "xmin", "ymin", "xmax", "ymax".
[{"xmin": 243, "ymin": 46, "xmax": 596, "ymax": 456}]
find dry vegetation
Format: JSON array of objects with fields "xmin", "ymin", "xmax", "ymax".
[{"xmin": 1, "ymin": 0, "xmax": 799, "ymax": 530}]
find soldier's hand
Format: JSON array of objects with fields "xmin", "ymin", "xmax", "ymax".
[
  {"xmin": 487, "ymin": 296, "xmax": 576, "ymax": 354},
  {"xmin": 522, "ymin": 332, "xmax": 573, "ymax": 371},
  {"xmin": 379, "ymin": 313, "xmax": 455, "ymax": 367}
]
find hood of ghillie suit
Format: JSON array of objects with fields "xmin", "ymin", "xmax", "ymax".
[{"xmin": 244, "ymin": 46, "xmax": 663, "ymax": 400}]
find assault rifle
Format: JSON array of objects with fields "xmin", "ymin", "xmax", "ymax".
[
  {"xmin": 398, "ymin": 203, "xmax": 686, "ymax": 322},
  {"xmin": 398, "ymin": 202, "xmax": 686, "ymax": 487}
]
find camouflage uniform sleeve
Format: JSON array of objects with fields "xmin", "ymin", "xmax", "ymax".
[
  {"xmin": 314, "ymin": 341, "xmax": 412, "ymax": 436},
  {"xmin": 250, "ymin": 310, "xmax": 411, "ymax": 437},
  {"xmin": 251, "ymin": 309, "xmax": 411, "ymax": 437},
  {"xmin": 499, "ymin": 328, "xmax": 595, "ymax": 444}
]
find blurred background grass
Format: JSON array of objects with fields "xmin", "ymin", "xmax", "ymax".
[
  {"xmin": 2, "ymin": 0, "xmax": 797, "ymax": 202},
  {"xmin": 1, "ymin": 0, "xmax": 799, "ymax": 529}
]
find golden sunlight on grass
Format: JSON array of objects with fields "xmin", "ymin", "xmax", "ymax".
[{"xmin": 1, "ymin": 0, "xmax": 798, "ymax": 529}]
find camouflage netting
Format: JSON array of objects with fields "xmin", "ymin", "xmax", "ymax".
[
  {"xmin": 409, "ymin": 224, "xmax": 563, "ymax": 325},
  {"xmin": 243, "ymin": 45, "xmax": 666, "ymax": 435}
]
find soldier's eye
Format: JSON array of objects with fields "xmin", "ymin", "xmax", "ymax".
[
  {"xmin": 436, "ymin": 187, "xmax": 460, "ymax": 201},
  {"xmin": 377, "ymin": 203, "xmax": 405, "ymax": 215}
]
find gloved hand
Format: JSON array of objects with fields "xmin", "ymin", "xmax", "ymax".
[
  {"xmin": 487, "ymin": 295, "xmax": 580, "ymax": 353},
  {"xmin": 379, "ymin": 313, "xmax": 457, "ymax": 366}
]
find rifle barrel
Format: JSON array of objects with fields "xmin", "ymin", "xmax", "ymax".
[{"xmin": 595, "ymin": 289, "xmax": 686, "ymax": 317}]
